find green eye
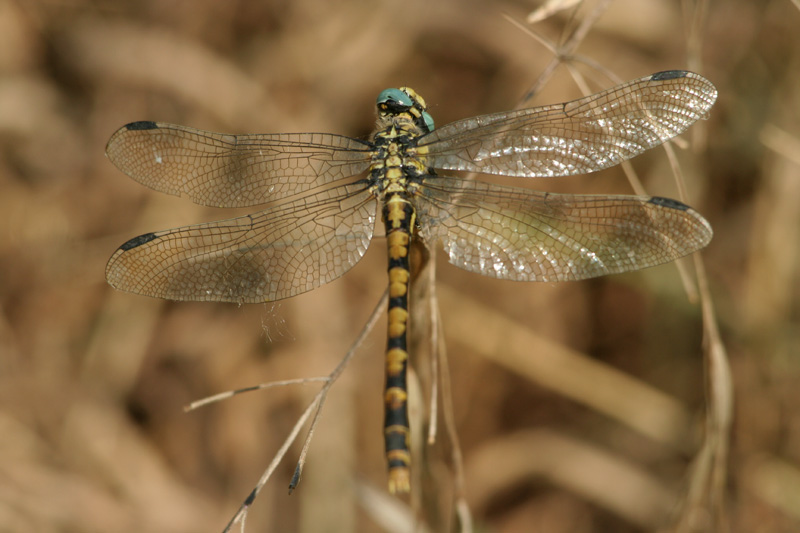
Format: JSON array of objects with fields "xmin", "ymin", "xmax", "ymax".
[
  {"xmin": 421, "ymin": 111, "xmax": 435, "ymax": 132},
  {"xmin": 377, "ymin": 88, "xmax": 413, "ymax": 108}
]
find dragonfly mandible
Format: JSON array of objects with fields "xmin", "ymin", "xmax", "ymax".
[{"xmin": 105, "ymin": 70, "xmax": 717, "ymax": 494}]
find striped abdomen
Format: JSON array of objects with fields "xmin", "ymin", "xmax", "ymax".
[{"xmin": 382, "ymin": 193, "xmax": 415, "ymax": 493}]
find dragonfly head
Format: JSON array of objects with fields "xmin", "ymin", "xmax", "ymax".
[{"xmin": 377, "ymin": 87, "xmax": 435, "ymax": 133}]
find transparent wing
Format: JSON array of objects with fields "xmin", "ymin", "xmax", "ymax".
[
  {"xmin": 106, "ymin": 121, "xmax": 373, "ymax": 207},
  {"xmin": 414, "ymin": 177, "xmax": 712, "ymax": 282},
  {"xmin": 106, "ymin": 182, "xmax": 376, "ymax": 303},
  {"xmin": 419, "ymin": 71, "xmax": 717, "ymax": 178}
]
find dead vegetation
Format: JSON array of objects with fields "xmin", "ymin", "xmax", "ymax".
[{"xmin": 1, "ymin": 0, "xmax": 798, "ymax": 531}]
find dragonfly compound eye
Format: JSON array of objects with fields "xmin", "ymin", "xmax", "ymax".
[
  {"xmin": 421, "ymin": 111, "xmax": 435, "ymax": 132},
  {"xmin": 377, "ymin": 88, "xmax": 414, "ymax": 114}
]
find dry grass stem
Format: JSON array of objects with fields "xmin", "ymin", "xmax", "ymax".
[{"xmin": 4, "ymin": 0, "xmax": 788, "ymax": 531}]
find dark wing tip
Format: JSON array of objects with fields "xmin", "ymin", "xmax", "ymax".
[
  {"xmin": 649, "ymin": 196, "xmax": 714, "ymax": 246},
  {"xmin": 648, "ymin": 196, "xmax": 691, "ymax": 211},
  {"xmin": 119, "ymin": 232, "xmax": 158, "ymax": 251},
  {"xmin": 124, "ymin": 120, "xmax": 159, "ymax": 131},
  {"xmin": 650, "ymin": 70, "xmax": 690, "ymax": 81}
]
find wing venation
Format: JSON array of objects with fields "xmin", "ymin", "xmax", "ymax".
[{"xmin": 106, "ymin": 122, "xmax": 373, "ymax": 207}]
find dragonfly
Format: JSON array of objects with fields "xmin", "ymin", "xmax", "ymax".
[{"xmin": 105, "ymin": 70, "xmax": 717, "ymax": 494}]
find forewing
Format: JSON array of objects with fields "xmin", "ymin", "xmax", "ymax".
[
  {"xmin": 415, "ymin": 177, "xmax": 712, "ymax": 282},
  {"xmin": 106, "ymin": 183, "xmax": 376, "ymax": 303},
  {"xmin": 419, "ymin": 71, "xmax": 717, "ymax": 178},
  {"xmin": 106, "ymin": 121, "xmax": 373, "ymax": 207}
]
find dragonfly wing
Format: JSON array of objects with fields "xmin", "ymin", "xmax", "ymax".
[
  {"xmin": 106, "ymin": 121, "xmax": 373, "ymax": 207},
  {"xmin": 414, "ymin": 177, "xmax": 712, "ymax": 282},
  {"xmin": 419, "ymin": 71, "xmax": 717, "ymax": 178},
  {"xmin": 106, "ymin": 183, "xmax": 377, "ymax": 303}
]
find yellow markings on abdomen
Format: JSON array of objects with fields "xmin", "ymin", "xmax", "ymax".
[
  {"xmin": 386, "ymin": 345, "xmax": 408, "ymax": 377},
  {"xmin": 381, "ymin": 192, "xmax": 415, "ymax": 494},
  {"xmin": 371, "ymin": 111, "xmax": 427, "ymax": 495},
  {"xmin": 388, "ymin": 266, "xmax": 409, "ymax": 298}
]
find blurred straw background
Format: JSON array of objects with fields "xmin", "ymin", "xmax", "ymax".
[{"xmin": 1, "ymin": 0, "xmax": 798, "ymax": 531}]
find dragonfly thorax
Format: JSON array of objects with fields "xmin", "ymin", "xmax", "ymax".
[
  {"xmin": 369, "ymin": 117, "xmax": 431, "ymax": 198},
  {"xmin": 370, "ymin": 87, "xmax": 434, "ymax": 195}
]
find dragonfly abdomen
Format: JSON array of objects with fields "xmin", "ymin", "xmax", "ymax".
[{"xmin": 382, "ymin": 193, "xmax": 415, "ymax": 494}]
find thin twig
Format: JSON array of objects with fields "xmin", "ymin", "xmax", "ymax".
[
  {"xmin": 435, "ymin": 295, "xmax": 472, "ymax": 532},
  {"xmin": 221, "ymin": 289, "xmax": 389, "ymax": 532},
  {"xmin": 426, "ymin": 256, "xmax": 440, "ymax": 446},
  {"xmin": 290, "ymin": 289, "xmax": 389, "ymax": 492},
  {"xmin": 662, "ymin": 142, "xmax": 701, "ymax": 303},
  {"xmin": 221, "ymin": 388, "xmax": 325, "ymax": 533},
  {"xmin": 501, "ymin": 13, "xmax": 558, "ymax": 55},
  {"xmin": 185, "ymin": 378, "xmax": 329, "ymax": 412},
  {"xmin": 696, "ymin": 253, "xmax": 733, "ymax": 532},
  {"xmin": 516, "ymin": 0, "xmax": 614, "ymax": 106},
  {"xmin": 674, "ymin": 254, "xmax": 732, "ymax": 533}
]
